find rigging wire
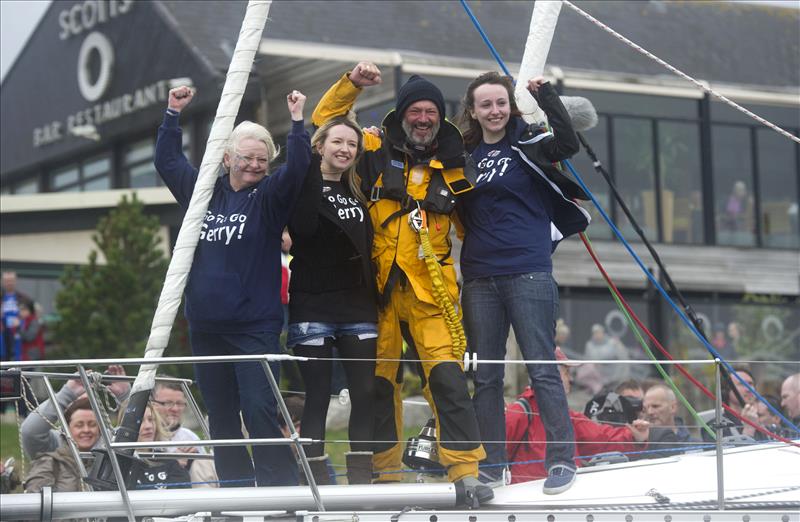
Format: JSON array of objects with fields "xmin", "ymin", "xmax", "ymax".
[
  {"xmin": 581, "ymin": 232, "xmax": 715, "ymax": 439},
  {"xmin": 561, "ymin": 0, "xmax": 800, "ymax": 145},
  {"xmin": 456, "ymin": 0, "xmax": 799, "ymax": 435}
]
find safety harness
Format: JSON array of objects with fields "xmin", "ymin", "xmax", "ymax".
[
  {"xmin": 409, "ymin": 204, "xmax": 467, "ymax": 360},
  {"xmin": 369, "ymin": 114, "xmax": 475, "ymax": 358}
]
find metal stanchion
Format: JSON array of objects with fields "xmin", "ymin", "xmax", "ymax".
[
  {"xmin": 714, "ymin": 358, "xmax": 725, "ymax": 510},
  {"xmin": 259, "ymin": 358, "xmax": 326, "ymax": 512},
  {"xmin": 180, "ymin": 379, "xmax": 210, "ymax": 439},
  {"xmin": 77, "ymin": 365, "xmax": 136, "ymax": 522}
]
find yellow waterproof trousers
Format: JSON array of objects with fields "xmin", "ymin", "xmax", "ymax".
[{"xmin": 372, "ymin": 282, "xmax": 486, "ymax": 482}]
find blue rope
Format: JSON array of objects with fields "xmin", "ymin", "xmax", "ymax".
[
  {"xmin": 458, "ymin": 0, "xmax": 800, "ymax": 436},
  {"xmin": 564, "ymin": 160, "xmax": 799, "ymax": 435},
  {"xmin": 134, "ymin": 477, "xmax": 254, "ymax": 489},
  {"xmin": 459, "ymin": 0, "xmax": 512, "ymax": 77}
]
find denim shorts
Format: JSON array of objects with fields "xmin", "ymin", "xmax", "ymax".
[{"xmin": 287, "ymin": 321, "xmax": 378, "ymax": 347}]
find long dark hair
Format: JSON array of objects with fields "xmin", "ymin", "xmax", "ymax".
[{"xmin": 458, "ymin": 71, "xmax": 522, "ymax": 151}]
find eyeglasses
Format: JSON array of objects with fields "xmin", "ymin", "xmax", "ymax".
[
  {"xmin": 152, "ymin": 400, "xmax": 188, "ymax": 409},
  {"xmin": 235, "ymin": 154, "xmax": 269, "ymax": 167}
]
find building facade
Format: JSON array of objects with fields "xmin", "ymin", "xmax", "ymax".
[{"xmin": 1, "ymin": 1, "xmax": 798, "ymax": 398}]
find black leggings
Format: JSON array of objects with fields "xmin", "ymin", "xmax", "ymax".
[{"xmin": 293, "ymin": 335, "xmax": 376, "ymax": 457}]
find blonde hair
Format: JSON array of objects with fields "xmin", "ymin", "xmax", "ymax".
[
  {"xmin": 311, "ymin": 115, "xmax": 366, "ymax": 203},
  {"xmin": 226, "ymin": 120, "xmax": 280, "ymax": 164},
  {"xmin": 117, "ymin": 402, "xmax": 171, "ymax": 446}
]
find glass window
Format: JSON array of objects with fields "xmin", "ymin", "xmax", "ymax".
[
  {"xmin": 711, "ymin": 101, "xmax": 800, "ymax": 128},
  {"xmin": 757, "ymin": 129, "xmax": 799, "ymax": 249},
  {"xmin": 613, "ymin": 117, "xmax": 656, "ymax": 241},
  {"xmin": 667, "ymin": 294, "xmax": 799, "ymax": 399},
  {"xmin": 658, "ymin": 121, "xmax": 704, "ymax": 244},
  {"xmin": 182, "ymin": 126, "xmax": 192, "ymax": 157},
  {"xmin": 14, "ymin": 178, "xmax": 39, "ymax": 194},
  {"xmin": 565, "ymin": 89, "xmax": 698, "ymax": 120},
  {"xmin": 566, "ymin": 114, "xmax": 612, "ymax": 240},
  {"xmin": 125, "ymin": 138, "xmax": 160, "ymax": 188},
  {"xmin": 51, "ymin": 165, "xmax": 80, "ymax": 190},
  {"xmin": 49, "ymin": 154, "xmax": 112, "ymax": 192},
  {"xmin": 713, "ymin": 126, "xmax": 755, "ymax": 246},
  {"xmin": 558, "ymin": 291, "xmax": 651, "ymax": 394},
  {"xmin": 129, "ymin": 164, "xmax": 159, "ymax": 188},
  {"xmin": 83, "ymin": 155, "xmax": 111, "ymax": 179},
  {"xmin": 83, "ymin": 176, "xmax": 111, "ymax": 191},
  {"xmin": 125, "ymin": 140, "xmax": 154, "ymax": 165}
]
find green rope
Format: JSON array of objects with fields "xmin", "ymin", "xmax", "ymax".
[{"xmin": 582, "ymin": 232, "xmax": 716, "ymax": 439}]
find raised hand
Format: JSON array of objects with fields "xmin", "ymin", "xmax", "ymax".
[
  {"xmin": 287, "ymin": 90, "xmax": 307, "ymax": 121},
  {"xmin": 168, "ymin": 86, "xmax": 195, "ymax": 113},
  {"xmin": 629, "ymin": 419, "xmax": 650, "ymax": 442},
  {"xmin": 104, "ymin": 365, "xmax": 130, "ymax": 399},
  {"xmin": 349, "ymin": 61, "xmax": 382, "ymax": 88},
  {"xmin": 362, "ymin": 125, "xmax": 382, "ymax": 137},
  {"xmin": 527, "ymin": 76, "xmax": 547, "ymax": 96}
]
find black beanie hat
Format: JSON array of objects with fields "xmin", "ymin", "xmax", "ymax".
[{"xmin": 396, "ymin": 75, "xmax": 446, "ymax": 119}]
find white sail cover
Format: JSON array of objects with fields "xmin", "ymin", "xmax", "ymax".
[{"xmin": 514, "ymin": 0, "xmax": 563, "ymax": 125}]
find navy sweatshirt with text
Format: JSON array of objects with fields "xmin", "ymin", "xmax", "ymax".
[{"xmin": 155, "ymin": 113, "xmax": 311, "ymax": 334}]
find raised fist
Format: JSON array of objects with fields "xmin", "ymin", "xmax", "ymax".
[
  {"xmin": 168, "ymin": 86, "xmax": 195, "ymax": 113},
  {"xmin": 527, "ymin": 76, "xmax": 548, "ymax": 96},
  {"xmin": 287, "ymin": 90, "xmax": 307, "ymax": 121},
  {"xmin": 362, "ymin": 126, "xmax": 382, "ymax": 138},
  {"xmin": 349, "ymin": 62, "xmax": 382, "ymax": 88}
]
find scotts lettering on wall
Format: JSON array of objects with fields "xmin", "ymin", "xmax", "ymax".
[
  {"xmin": 32, "ymin": 1, "xmax": 160, "ymax": 148},
  {"xmin": 58, "ymin": 0, "xmax": 133, "ymax": 40}
]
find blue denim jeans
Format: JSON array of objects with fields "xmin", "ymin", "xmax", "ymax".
[
  {"xmin": 462, "ymin": 272, "xmax": 575, "ymax": 478},
  {"xmin": 190, "ymin": 330, "xmax": 298, "ymax": 487},
  {"xmin": 286, "ymin": 321, "xmax": 378, "ymax": 348}
]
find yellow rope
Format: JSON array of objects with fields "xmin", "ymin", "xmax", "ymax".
[{"xmin": 417, "ymin": 211, "xmax": 467, "ymax": 360}]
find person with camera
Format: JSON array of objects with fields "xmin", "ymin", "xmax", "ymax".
[{"xmin": 505, "ymin": 348, "xmax": 649, "ymax": 484}]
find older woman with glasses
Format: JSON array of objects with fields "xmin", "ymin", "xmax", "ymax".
[{"xmin": 154, "ymin": 86, "xmax": 311, "ymax": 487}]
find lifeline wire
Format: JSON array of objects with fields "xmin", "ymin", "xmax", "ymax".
[
  {"xmin": 576, "ymin": 131, "xmax": 747, "ymax": 411},
  {"xmin": 581, "ymin": 232, "xmax": 715, "ymax": 439},
  {"xmin": 457, "ymin": 0, "xmax": 799, "ymax": 434},
  {"xmin": 578, "ymin": 231, "xmax": 798, "ymax": 444},
  {"xmin": 561, "ymin": 0, "xmax": 800, "ymax": 146}
]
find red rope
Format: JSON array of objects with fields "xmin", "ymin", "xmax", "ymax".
[{"xmin": 578, "ymin": 232, "xmax": 798, "ymax": 447}]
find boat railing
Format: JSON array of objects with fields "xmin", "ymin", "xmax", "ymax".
[{"xmin": 1, "ymin": 355, "xmax": 795, "ymax": 520}]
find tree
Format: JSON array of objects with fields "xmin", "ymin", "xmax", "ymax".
[{"xmin": 53, "ymin": 194, "xmax": 186, "ymax": 364}]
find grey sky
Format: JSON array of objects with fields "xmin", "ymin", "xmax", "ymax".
[
  {"xmin": 1, "ymin": 0, "xmax": 798, "ymax": 83},
  {"xmin": 0, "ymin": 0, "xmax": 50, "ymax": 82}
]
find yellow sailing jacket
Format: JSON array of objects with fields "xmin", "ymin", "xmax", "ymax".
[{"xmin": 312, "ymin": 74, "xmax": 475, "ymax": 306}]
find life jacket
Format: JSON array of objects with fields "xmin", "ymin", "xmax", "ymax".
[{"xmin": 367, "ymin": 111, "xmax": 476, "ymax": 228}]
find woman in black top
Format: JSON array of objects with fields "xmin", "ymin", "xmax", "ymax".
[{"xmin": 288, "ymin": 115, "xmax": 378, "ymax": 484}]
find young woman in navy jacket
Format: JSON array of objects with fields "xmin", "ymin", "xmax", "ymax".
[{"xmin": 457, "ymin": 72, "xmax": 590, "ymax": 495}]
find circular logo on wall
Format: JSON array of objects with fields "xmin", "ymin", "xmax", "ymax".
[{"xmin": 77, "ymin": 31, "xmax": 114, "ymax": 102}]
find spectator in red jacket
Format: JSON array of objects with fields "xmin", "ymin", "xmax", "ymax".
[
  {"xmin": 19, "ymin": 302, "xmax": 45, "ymax": 361},
  {"xmin": 505, "ymin": 347, "xmax": 649, "ymax": 483}
]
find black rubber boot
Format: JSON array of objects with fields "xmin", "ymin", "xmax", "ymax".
[
  {"xmin": 455, "ymin": 475, "xmax": 495, "ymax": 508},
  {"xmin": 300, "ymin": 455, "xmax": 332, "ymax": 486},
  {"xmin": 345, "ymin": 451, "xmax": 374, "ymax": 484}
]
